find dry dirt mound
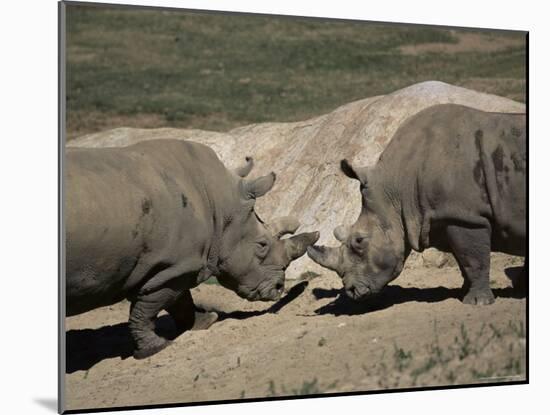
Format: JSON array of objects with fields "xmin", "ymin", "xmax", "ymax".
[
  {"xmin": 65, "ymin": 254, "xmax": 525, "ymax": 411},
  {"xmin": 68, "ymin": 81, "xmax": 525, "ymax": 279}
]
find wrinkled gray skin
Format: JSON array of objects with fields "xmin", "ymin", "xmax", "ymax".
[
  {"xmin": 67, "ymin": 139, "xmax": 319, "ymax": 359},
  {"xmin": 308, "ymin": 104, "xmax": 526, "ymax": 305}
]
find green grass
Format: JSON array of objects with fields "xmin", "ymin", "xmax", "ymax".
[
  {"xmin": 374, "ymin": 320, "xmax": 526, "ymax": 388},
  {"xmin": 202, "ymin": 276, "xmax": 220, "ymax": 285},
  {"xmin": 66, "ymin": 5, "xmax": 526, "ymax": 139},
  {"xmin": 267, "ymin": 378, "xmax": 338, "ymax": 396}
]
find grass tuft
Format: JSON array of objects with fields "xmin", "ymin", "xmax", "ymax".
[{"xmin": 66, "ymin": 5, "xmax": 526, "ymax": 139}]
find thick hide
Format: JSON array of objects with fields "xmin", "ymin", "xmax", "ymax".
[
  {"xmin": 309, "ymin": 104, "xmax": 526, "ymax": 305},
  {"xmin": 66, "ymin": 139, "xmax": 319, "ymax": 358}
]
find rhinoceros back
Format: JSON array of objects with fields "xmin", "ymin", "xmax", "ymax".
[
  {"xmin": 380, "ymin": 104, "xmax": 526, "ymax": 256},
  {"xmin": 65, "ymin": 140, "xmax": 229, "ymax": 316}
]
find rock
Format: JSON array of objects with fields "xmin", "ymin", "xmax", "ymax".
[
  {"xmin": 405, "ymin": 250, "xmax": 455, "ymax": 270},
  {"xmin": 68, "ymin": 81, "xmax": 525, "ymax": 279}
]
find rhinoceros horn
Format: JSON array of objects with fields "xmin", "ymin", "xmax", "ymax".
[
  {"xmin": 285, "ymin": 231, "xmax": 320, "ymax": 260},
  {"xmin": 307, "ymin": 245, "xmax": 341, "ymax": 273},
  {"xmin": 270, "ymin": 216, "xmax": 301, "ymax": 238},
  {"xmin": 233, "ymin": 156, "xmax": 254, "ymax": 178}
]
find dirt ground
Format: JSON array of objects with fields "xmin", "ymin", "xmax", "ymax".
[{"xmin": 65, "ymin": 254, "xmax": 526, "ymax": 411}]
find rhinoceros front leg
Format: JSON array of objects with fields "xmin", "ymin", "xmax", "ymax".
[
  {"xmin": 129, "ymin": 283, "xmax": 182, "ymax": 360},
  {"xmin": 446, "ymin": 224, "xmax": 495, "ymax": 306},
  {"xmin": 165, "ymin": 290, "xmax": 218, "ymax": 332}
]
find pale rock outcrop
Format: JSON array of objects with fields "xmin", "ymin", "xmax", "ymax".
[{"xmin": 69, "ymin": 81, "xmax": 525, "ymax": 279}]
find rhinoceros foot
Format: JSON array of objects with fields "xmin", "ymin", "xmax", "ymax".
[
  {"xmin": 462, "ymin": 288, "xmax": 495, "ymax": 306},
  {"xmin": 191, "ymin": 311, "xmax": 218, "ymax": 331},
  {"xmin": 133, "ymin": 338, "xmax": 173, "ymax": 360}
]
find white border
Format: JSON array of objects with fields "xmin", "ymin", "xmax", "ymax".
[{"xmin": 2, "ymin": 1, "xmax": 547, "ymax": 414}]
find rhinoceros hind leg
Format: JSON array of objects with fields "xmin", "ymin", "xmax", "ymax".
[
  {"xmin": 133, "ymin": 339, "xmax": 172, "ymax": 360},
  {"xmin": 166, "ymin": 290, "xmax": 218, "ymax": 332},
  {"xmin": 129, "ymin": 283, "xmax": 181, "ymax": 359},
  {"xmin": 446, "ymin": 224, "xmax": 495, "ymax": 306},
  {"xmin": 165, "ymin": 290, "xmax": 196, "ymax": 332}
]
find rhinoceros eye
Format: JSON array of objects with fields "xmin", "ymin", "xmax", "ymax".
[
  {"xmin": 255, "ymin": 239, "xmax": 270, "ymax": 258},
  {"xmin": 351, "ymin": 235, "xmax": 367, "ymax": 254}
]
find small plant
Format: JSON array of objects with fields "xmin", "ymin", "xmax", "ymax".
[
  {"xmin": 393, "ymin": 344, "xmax": 413, "ymax": 372},
  {"xmin": 368, "ymin": 319, "xmax": 526, "ymax": 388},
  {"xmin": 266, "ymin": 378, "xmax": 334, "ymax": 396},
  {"xmin": 267, "ymin": 380, "xmax": 277, "ymax": 397},
  {"xmin": 203, "ymin": 276, "xmax": 220, "ymax": 285},
  {"xmin": 508, "ymin": 320, "xmax": 526, "ymax": 338},
  {"xmin": 295, "ymin": 378, "xmax": 321, "ymax": 395},
  {"xmin": 504, "ymin": 357, "xmax": 522, "ymax": 376},
  {"xmin": 455, "ymin": 323, "xmax": 474, "ymax": 360},
  {"xmin": 411, "ymin": 357, "xmax": 437, "ymax": 384},
  {"xmin": 446, "ymin": 371, "xmax": 457, "ymax": 383},
  {"xmin": 489, "ymin": 323, "xmax": 502, "ymax": 339}
]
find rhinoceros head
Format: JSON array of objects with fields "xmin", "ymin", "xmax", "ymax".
[
  {"xmin": 217, "ymin": 170, "xmax": 319, "ymax": 302},
  {"xmin": 307, "ymin": 159, "xmax": 407, "ymax": 301}
]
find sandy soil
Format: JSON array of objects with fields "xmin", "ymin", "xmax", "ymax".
[{"xmin": 65, "ymin": 254, "xmax": 526, "ymax": 411}]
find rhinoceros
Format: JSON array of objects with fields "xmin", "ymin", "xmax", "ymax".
[
  {"xmin": 308, "ymin": 104, "xmax": 526, "ymax": 305},
  {"xmin": 66, "ymin": 139, "xmax": 319, "ymax": 359}
]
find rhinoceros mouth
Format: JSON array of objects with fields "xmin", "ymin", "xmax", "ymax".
[
  {"xmin": 342, "ymin": 263, "xmax": 400, "ymax": 301},
  {"xmin": 343, "ymin": 279, "xmax": 377, "ymax": 301},
  {"xmin": 238, "ymin": 271, "xmax": 285, "ymax": 302},
  {"xmin": 259, "ymin": 275, "xmax": 285, "ymax": 301}
]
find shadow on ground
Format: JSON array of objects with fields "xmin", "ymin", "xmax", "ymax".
[
  {"xmin": 66, "ymin": 282, "xmax": 309, "ymax": 373},
  {"xmin": 504, "ymin": 266, "xmax": 527, "ymax": 292},
  {"xmin": 66, "ymin": 276, "xmax": 525, "ymax": 372},
  {"xmin": 66, "ymin": 314, "xmax": 182, "ymax": 374},
  {"xmin": 215, "ymin": 280, "xmax": 309, "ymax": 321},
  {"xmin": 313, "ymin": 279, "xmax": 526, "ymax": 316}
]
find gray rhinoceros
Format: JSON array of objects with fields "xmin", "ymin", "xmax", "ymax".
[
  {"xmin": 66, "ymin": 139, "xmax": 319, "ymax": 359},
  {"xmin": 308, "ymin": 104, "xmax": 526, "ymax": 305}
]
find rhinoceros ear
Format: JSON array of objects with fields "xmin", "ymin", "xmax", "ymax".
[
  {"xmin": 270, "ymin": 216, "xmax": 301, "ymax": 238},
  {"xmin": 242, "ymin": 172, "xmax": 276, "ymax": 199},
  {"xmin": 285, "ymin": 231, "xmax": 321, "ymax": 260},
  {"xmin": 341, "ymin": 159, "xmax": 369, "ymax": 185},
  {"xmin": 233, "ymin": 156, "xmax": 254, "ymax": 178},
  {"xmin": 333, "ymin": 225, "xmax": 350, "ymax": 243}
]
